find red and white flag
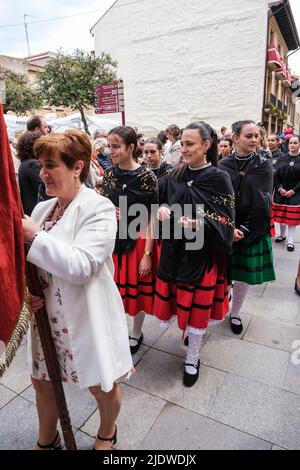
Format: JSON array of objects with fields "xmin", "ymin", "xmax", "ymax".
[{"xmin": 0, "ymin": 103, "xmax": 29, "ymax": 376}]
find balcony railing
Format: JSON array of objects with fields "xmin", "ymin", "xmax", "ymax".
[
  {"xmin": 267, "ymin": 44, "xmax": 291, "ymax": 87},
  {"xmin": 264, "ymin": 93, "xmax": 288, "ymax": 121}
]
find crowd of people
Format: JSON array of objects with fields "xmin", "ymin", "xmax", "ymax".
[{"xmin": 7, "ymin": 114, "xmax": 299, "ymax": 449}]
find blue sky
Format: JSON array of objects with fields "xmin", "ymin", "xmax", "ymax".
[{"xmin": 0, "ymin": 0, "xmax": 300, "ymax": 73}]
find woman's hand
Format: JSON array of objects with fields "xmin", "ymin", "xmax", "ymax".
[
  {"xmin": 157, "ymin": 206, "xmax": 171, "ymax": 222},
  {"xmin": 22, "ymin": 215, "xmax": 39, "ymax": 243},
  {"xmin": 278, "ymin": 187, "xmax": 287, "ymax": 197},
  {"xmin": 233, "ymin": 229, "xmax": 244, "ymax": 242},
  {"xmin": 285, "ymin": 190, "xmax": 295, "ymax": 199},
  {"xmin": 178, "ymin": 216, "xmax": 199, "ymax": 230},
  {"xmin": 115, "ymin": 207, "xmax": 121, "ymax": 220},
  {"xmin": 139, "ymin": 255, "xmax": 152, "ymax": 279},
  {"xmin": 28, "ymin": 295, "xmax": 45, "ymax": 315}
]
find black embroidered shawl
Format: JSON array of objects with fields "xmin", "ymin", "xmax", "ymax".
[
  {"xmin": 100, "ymin": 165, "xmax": 158, "ymax": 255},
  {"xmin": 218, "ymin": 153, "xmax": 273, "ymax": 242},
  {"xmin": 158, "ymin": 165, "xmax": 235, "ymax": 284}
]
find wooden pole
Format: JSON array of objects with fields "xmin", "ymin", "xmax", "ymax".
[{"xmin": 25, "ymin": 248, "xmax": 77, "ymax": 450}]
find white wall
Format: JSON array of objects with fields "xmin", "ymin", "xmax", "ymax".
[{"xmin": 92, "ymin": 0, "xmax": 269, "ymax": 132}]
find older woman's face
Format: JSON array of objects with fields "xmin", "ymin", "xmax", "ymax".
[{"xmin": 39, "ymin": 152, "xmax": 82, "ymax": 198}]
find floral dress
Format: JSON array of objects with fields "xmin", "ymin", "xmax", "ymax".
[{"xmin": 30, "ymin": 207, "xmax": 79, "ymax": 384}]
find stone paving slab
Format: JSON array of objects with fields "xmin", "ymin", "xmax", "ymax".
[
  {"xmin": 284, "ymin": 359, "xmax": 300, "ymax": 395},
  {"xmin": 0, "ymin": 396, "xmax": 38, "ymax": 450},
  {"xmin": 200, "ymin": 333, "xmax": 289, "ymax": 388},
  {"xmin": 21, "ymin": 382, "xmax": 98, "ymax": 429},
  {"xmin": 209, "ymin": 374, "xmax": 300, "ymax": 450},
  {"xmin": 243, "ymin": 316, "xmax": 300, "ymax": 353},
  {"xmin": 139, "ymin": 403, "xmax": 272, "ymax": 450},
  {"xmin": 152, "ymin": 320, "xmax": 210, "ymax": 358},
  {"xmin": 241, "ymin": 285, "xmax": 298, "ymax": 325},
  {"xmin": 0, "ymin": 345, "xmax": 31, "ymax": 394},
  {"xmin": 81, "ymin": 383, "xmax": 166, "ymax": 450},
  {"xmin": 0, "ymin": 384, "xmax": 17, "ymax": 410},
  {"xmin": 208, "ymin": 313, "xmax": 252, "ymax": 339},
  {"xmin": 128, "ymin": 348, "xmax": 226, "ymax": 416}
]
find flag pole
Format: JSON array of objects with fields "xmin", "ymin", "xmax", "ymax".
[{"xmin": 24, "ymin": 238, "xmax": 77, "ymax": 450}]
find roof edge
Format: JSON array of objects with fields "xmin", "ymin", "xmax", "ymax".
[{"xmin": 90, "ymin": 0, "xmax": 119, "ymax": 34}]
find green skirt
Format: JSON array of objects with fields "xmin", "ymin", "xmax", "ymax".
[{"xmin": 231, "ymin": 235, "xmax": 275, "ymax": 285}]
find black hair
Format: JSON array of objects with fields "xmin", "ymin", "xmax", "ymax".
[
  {"xmin": 220, "ymin": 137, "xmax": 233, "ymax": 147},
  {"xmin": 17, "ymin": 131, "xmax": 42, "ymax": 162},
  {"xmin": 27, "ymin": 116, "xmax": 42, "ymax": 132},
  {"xmin": 185, "ymin": 121, "xmax": 218, "ymax": 166},
  {"xmin": 157, "ymin": 130, "xmax": 167, "ymax": 145},
  {"xmin": 289, "ymin": 134, "xmax": 300, "ymax": 143},
  {"xmin": 231, "ymin": 120, "xmax": 256, "ymax": 136},
  {"xmin": 108, "ymin": 125, "xmax": 139, "ymax": 161},
  {"xmin": 145, "ymin": 137, "xmax": 163, "ymax": 151},
  {"xmin": 173, "ymin": 121, "xmax": 218, "ymax": 180}
]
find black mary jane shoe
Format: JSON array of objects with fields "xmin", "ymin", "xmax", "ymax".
[
  {"xmin": 275, "ymin": 236, "xmax": 286, "ymax": 243},
  {"xmin": 183, "ymin": 360, "xmax": 200, "ymax": 387},
  {"xmin": 295, "ymin": 279, "xmax": 300, "ymax": 297},
  {"xmin": 287, "ymin": 243, "xmax": 295, "ymax": 252},
  {"xmin": 93, "ymin": 426, "xmax": 117, "ymax": 451},
  {"xmin": 129, "ymin": 333, "xmax": 144, "ymax": 355},
  {"xmin": 230, "ymin": 316, "xmax": 243, "ymax": 335},
  {"xmin": 36, "ymin": 431, "xmax": 62, "ymax": 450}
]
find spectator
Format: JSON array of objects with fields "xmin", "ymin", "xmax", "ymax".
[
  {"xmin": 164, "ymin": 124, "xmax": 182, "ymax": 166},
  {"xmin": 17, "ymin": 131, "xmax": 44, "ymax": 215},
  {"xmin": 27, "ymin": 116, "xmax": 49, "ymax": 135},
  {"xmin": 95, "ymin": 138, "xmax": 112, "ymax": 171}
]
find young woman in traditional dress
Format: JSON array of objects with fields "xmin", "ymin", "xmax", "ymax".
[
  {"xmin": 100, "ymin": 127, "xmax": 158, "ymax": 355},
  {"xmin": 153, "ymin": 121, "xmax": 235, "ymax": 387},
  {"xmin": 219, "ymin": 120, "xmax": 275, "ymax": 335},
  {"xmin": 273, "ymin": 135, "xmax": 300, "ymax": 252}
]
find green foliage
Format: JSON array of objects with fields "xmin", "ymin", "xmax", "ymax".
[
  {"xmin": 37, "ymin": 49, "xmax": 118, "ymax": 133},
  {"xmin": 0, "ymin": 66, "xmax": 43, "ymax": 115}
]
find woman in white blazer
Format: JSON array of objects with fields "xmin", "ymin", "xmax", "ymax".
[{"xmin": 22, "ymin": 130, "xmax": 133, "ymax": 451}]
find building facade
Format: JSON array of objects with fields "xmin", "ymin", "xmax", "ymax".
[
  {"xmin": 264, "ymin": 2, "xmax": 300, "ymax": 134},
  {"xmin": 91, "ymin": 0, "xmax": 300, "ymax": 134}
]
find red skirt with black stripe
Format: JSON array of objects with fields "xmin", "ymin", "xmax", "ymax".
[
  {"xmin": 272, "ymin": 203, "xmax": 300, "ymax": 226},
  {"xmin": 270, "ymin": 207, "xmax": 275, "ymax": 237},
  {"xmin": 153, "ymin": 263, "xmax": 229, "ymax": 332},
  {"xmin": 113, "ymin": 237, "xmax": 156, "ymax": 317}
]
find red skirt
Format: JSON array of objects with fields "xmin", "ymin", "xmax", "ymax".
[
  {"xmin": 153, "ymin": 263, "xmax": 229, "ymax": 332},
  {"xmin": 272, "ymin": 203, "xmax": 300, "ymax": 226},
  {"xmin": 113, "ymin": 237, "xmax": 156, "ymax": 317},
  {"xmin": 270, "ymin": 207, "xmax": 275, "ymax": 237}
]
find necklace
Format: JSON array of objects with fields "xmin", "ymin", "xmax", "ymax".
[{"xmin": 188, "ymin": 162, "xmax": 211, "ymax": 171}]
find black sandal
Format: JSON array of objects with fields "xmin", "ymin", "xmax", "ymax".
[
  {"xmin": 230, "ymin": 316, "xmax": 243, "ymax": 335},
  {"xmin": 93, "ymin": 426, "xmax": 117, "ymax": 450},
  {"xmin": 36, "ymin": 431, "xmax": 62, "ymax": 450},
  {"xmin": 275, "ymin": 236, "xmax": 286, "ymax": 243},
  {"xmin": 129, "ymin": 333, "xmax": 143, "ymax": 355}
]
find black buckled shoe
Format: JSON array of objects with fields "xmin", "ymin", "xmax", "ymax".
[
  {"xmin": 183, "ymin": 360, "xmax": 200, "ymax": 387},
  {"xmin": 287, "ymin": 243, "xmax": 295, "ymax": 252},
  {"xmin": 129, "ymin": 333, "xmax": 144, "ymax": 355},
  {"xmin": 275, "ymin": 236, "xmax": 286, "ymax": 243},
  {"xmin": 230, "ymin": 316, "xmax": 243, "ymax": 335},
  {"xmin": 295, "ymin": 279, "xmax": 300, "ymax": 296}
]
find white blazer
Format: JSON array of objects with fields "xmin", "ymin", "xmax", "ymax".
[{"xmin": 27, "ymin": 185, "xmax": 133, "ymax": 391}]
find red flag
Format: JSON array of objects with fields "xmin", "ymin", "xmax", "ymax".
[{"xmin": 0, "ymin": 104, "xmax": 28, "ymax": 376}]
